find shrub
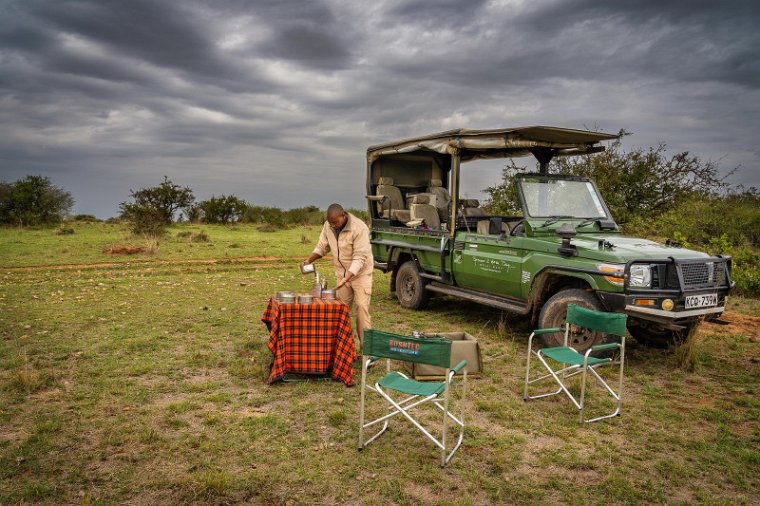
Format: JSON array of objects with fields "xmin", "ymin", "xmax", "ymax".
[
  {"xmin": 119, "ymin": 176, "xmax": 195, "ymax": 225},
  {"xmin": 242, "ymin": 205, "xmax": 288, "ymax": 228},
  {"xmin": 198, "ymin": 195, "xmax": 248, "ymax": 224},
  {"xmin": 191, "ymin": 231, "xmax": 209, "ymax": 243},
  {"xmin": 0, "ymin": 175, "xmax": 74, "ymax": 226},
  {"xmin": 284, "ymin": 206, "xmax": 323, "ymax": 226},
  {"xmin": 72, "ymin": 214, "xmax": 99, "ymax": 222},
  {"xmin": 257, "ymin": 223, "xmax": 278, "ymax": 232},
  {"xmin": 120, "ymin": 205, "xmax": 167, "ymax": 236},
  {"xmin": 730, "ymin": 247, "xmax": 760, "ymax": 298}
]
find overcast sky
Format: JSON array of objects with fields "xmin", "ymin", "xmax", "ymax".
[{"xmin": 1, "ymin": 0, "xmax": 758, "ymax": 218}]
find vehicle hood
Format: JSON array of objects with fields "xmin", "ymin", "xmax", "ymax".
[{"xmin": 568, "ymin": 234, "xmax": 711, "ymax": 262}]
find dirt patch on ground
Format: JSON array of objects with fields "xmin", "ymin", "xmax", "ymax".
[
  {"xmin": 103, "ymin": 245, "xmax": 146, "ymax": 255},
  {"xmin": 700, "ymin": 311, "xmax": 760, "ymax": 342}
]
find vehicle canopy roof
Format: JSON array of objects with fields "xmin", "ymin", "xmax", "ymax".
[{"xmin": 367, "ymin": 126, "xmax": 618, "ymax": 164}]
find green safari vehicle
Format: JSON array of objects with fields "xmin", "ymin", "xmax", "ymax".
[{"xmin": 365, "ymin": 127, "xmax": 734, "ymax": 351}]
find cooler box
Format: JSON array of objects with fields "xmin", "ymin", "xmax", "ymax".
[{"xmin": 409, "ymin": 332, "xmax": 483, "ymax": 379}]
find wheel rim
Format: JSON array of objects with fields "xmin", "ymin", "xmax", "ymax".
[
  {"xmin": 399, "ymin": 273, "xmax": 416, "ymax": 301},
  {"xmin": 547, "ymin": 310, "xmax": 599, "ymax": 348}
]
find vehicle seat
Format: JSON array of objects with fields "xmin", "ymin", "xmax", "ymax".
[
  {"xmin": 427, "ymin": 179, "xmax": 451, "ymax": 222},
  {"xmin": 462, "ymin": 199, "xmax": 485, "ymax": 217},
  {"xmin": 376, "ymin": 177, "xmax": 411, "ymax": 222},
  {"xmin": 409, "ymin": 194, "xmax": 441, "ymax": 230}
]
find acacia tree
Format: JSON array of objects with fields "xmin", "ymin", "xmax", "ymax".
[
  {"xmin": 120, "ymin": 176, "xmax": 194, "ymax": 234},
  {"xmin": 0, "ymin": 175, "xmax": 74, "ymax": 226},
  {"xmin": 197, "ymin": 195, "xmax": 247, "ymax": 224},
  {"xmin": 484, "ymin": 131, "xmax": 731, "ymax": 224}
]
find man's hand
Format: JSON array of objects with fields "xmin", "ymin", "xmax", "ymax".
[
  {"xmin": 335, "ymin": 276, "xmax": 351, "ymax": 290},
  {"xmin": 302, "ymin": 253, "xmax": 321, "ymax": 266}
]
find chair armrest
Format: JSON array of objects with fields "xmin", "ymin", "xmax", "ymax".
[
  {"xmin": 452, "ymin": 360, "xmax": 468, "ymax": 374},
  {"xmin": 532, "ymin": 327, "xmax": 563, "ymax": 335},
  {"xmin": 366, "ymin": 195, "xmax": 388, "ymax": 202},
  {"xmin": 591, "ymin": 343, "xmax": 620, "ymax": 351}
]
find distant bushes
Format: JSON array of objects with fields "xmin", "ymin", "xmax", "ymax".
[{"xmin": 72, "ymin": 214, "xmax": 99, "ymax": 222}]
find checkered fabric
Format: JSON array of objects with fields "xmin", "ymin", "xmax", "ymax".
[{"xmin": 262, "ymin": 298, "xmax": 357, "ymax": 386}]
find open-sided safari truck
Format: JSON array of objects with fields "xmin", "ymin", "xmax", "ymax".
[{"xmin": 365, "ymin": 127, "xmax": 734, "ymax": 351}]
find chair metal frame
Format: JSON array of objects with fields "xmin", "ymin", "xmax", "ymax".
[
  {"xmin": 358, "ymin": 329, "xmax": 467, "ymax": 466},
  {"xmin": 524, "ymin": 304, "xmax": 627, "ymax": 423}
]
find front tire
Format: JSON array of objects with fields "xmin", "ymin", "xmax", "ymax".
[
  {"xmin": 537, "ymin": 288, "xmax": 607, "ymax": 353},
  {"xmin": 628, "ymin": 321, "xmax": 697, "ymax": 348},
  {"xmin": 395, "ymin": 261, "xmax": 430, "ymax": 309}
]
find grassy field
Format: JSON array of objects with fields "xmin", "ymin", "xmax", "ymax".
[{"xmin": 1, "ymin": 223, "xmax": 758, "ymax": 505}]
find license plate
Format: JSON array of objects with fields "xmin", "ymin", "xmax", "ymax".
[{"xmin": 685, "ymin": 293, "xmax": 718, "ymax": 309}]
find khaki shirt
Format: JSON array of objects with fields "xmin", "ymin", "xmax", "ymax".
[{"xmin": 312, "ymin": 213, "xmax": 373, "ymax": 279}]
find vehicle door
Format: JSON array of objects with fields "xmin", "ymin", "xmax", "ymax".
[{"xmin": 451, "ymin": 229, "xmax": 525, "ymax": 299}]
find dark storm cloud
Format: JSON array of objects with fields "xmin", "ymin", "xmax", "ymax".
[
  {"xmin": 31, "ymin": 0, "xmax": 235, "ymax": 79},
  {"xmin": 0, "ymin": 0, "xmax": 758, "ymax": 217},
  {"xmin": 260, "ymin": 26, "xmax": 351, "ymax": 69}
]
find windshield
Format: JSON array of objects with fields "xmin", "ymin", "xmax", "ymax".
[{"xmin": 518, "ymin": 179, "xmax": 608, "ymax": 219}]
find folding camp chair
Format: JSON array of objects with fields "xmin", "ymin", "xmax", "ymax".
[
  {"xmin": 358, "ymin": 329, "xmax": 467, "ymax": 466},
  {"xmin": 524, "ymin": 304, "xmax": 627, "ymax": 423}
]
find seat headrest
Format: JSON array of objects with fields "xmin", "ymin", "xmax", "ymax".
[
  {"xmin": 463, "ymin": 199, "xmax": 480, "ymax": 208},
  {"xmin": 378, "ymin": 177, "xmax": 394, "ymax": 186},
  {"xmin": 429, "ymin": 179, "xmax": 443, "ymax": 187},
  {"xmin": 412, "ymin": 194, "xmax": 432, "ymax": 205}
]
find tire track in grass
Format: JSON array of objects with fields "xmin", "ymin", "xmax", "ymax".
[{"xmin": 2, "ymin": 256, "xmax": 303, "ymax": 272}]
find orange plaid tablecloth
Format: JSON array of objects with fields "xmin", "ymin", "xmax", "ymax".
[{"xmin": 262, "ymin": 298, "xmax": 357, "ymax": 386}]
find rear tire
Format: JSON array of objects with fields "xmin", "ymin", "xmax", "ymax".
[
  {"xmin": 537, "ymin": 289, "xmax": 607, "ymax": 354},
  {"xmin": 395, "ymin": 261, "xmax": 431, "ymax": 309}
]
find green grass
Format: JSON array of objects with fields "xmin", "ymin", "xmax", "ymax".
[
  {"xmin": 0, "ymin": 224, "xmax": 758, "ymax": 504},
  {"xmin": 0, "ymin": 221, "xmax": 317, "ymax": 267}
]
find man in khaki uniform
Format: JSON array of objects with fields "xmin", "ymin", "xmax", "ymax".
[{"xmin": 302, "ymin": 203, "xmax": 373, "ymax": 344}]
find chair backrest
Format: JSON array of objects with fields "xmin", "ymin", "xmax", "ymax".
[
  {"xmin": 566, "ymin": 304, "xmax": 628, "ymax": 337},
  {"xmin": 410, "ymin": 194, "xmax": 441, "ymax": 229},
  {"xmin": 427, "ymin": 179, "xmax": 451, "ymax": 211},
  {"xmin": 364, "ymin": 329, "xmax": 451, "ymax": 368},
  {"xmin": 376, "ymin": 177, "xmax": 405, "ymax": 215}
]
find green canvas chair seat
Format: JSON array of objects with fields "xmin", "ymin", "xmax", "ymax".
[
  {"xmin": 540, "ymin": 347, "xmax": 611, "ymax": 366},
  {"xmin": 358, "ymin": 329, "xmax": 468, "ymax": 466},
  {"xmin": 377, "ymin": 372, "xmax": 446, "ymax": 396},
  {"xmin": 524, "ymin": 304, "xmax": 628, "ymax": 423}
]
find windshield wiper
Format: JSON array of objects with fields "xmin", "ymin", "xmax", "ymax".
[
  {"xmin": 537, "ymin": 215, "xmax": 574, "ymax": 228},
  {"xmin": 576, "ymin": 219, "xmax": 597, "ymax": 228}
]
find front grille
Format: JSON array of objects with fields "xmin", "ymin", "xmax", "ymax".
[{"xmin": 679, "ymin": 261, "xmax": 727, "ymax": 288}]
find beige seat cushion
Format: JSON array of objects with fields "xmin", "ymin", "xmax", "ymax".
[
  {"xmin": 427, "ymin": 179, "xmax": 451, "ymax": 222},
  {"xmin": 409, "ymin": 194, "xmax": 441, "ymax": 229},
  {"xmin": 462, "ymin": 199, "xmax": 485, "ymax": 217},
  {"xmin": 376, "ymin": 177, "xmax": 409, "ymax": 221}
]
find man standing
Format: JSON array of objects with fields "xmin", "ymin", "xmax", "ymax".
[{"xmin": 302, "ymin": 203, "xmax": 373, "ymax": 344}]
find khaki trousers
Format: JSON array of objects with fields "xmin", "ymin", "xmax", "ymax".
[{"xmin": 335, "ymin": 274, "xmax": 373, "ymax": 345}]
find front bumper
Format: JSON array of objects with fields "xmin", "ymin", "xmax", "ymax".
[
  {"xmin": 596, "ymin": 256, "xmax": 733, "ymax": 330},
  {"xmin": 597, "ymin": 291, "xmax": 727, "ymax": 329}
]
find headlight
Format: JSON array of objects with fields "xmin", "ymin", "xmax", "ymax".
[
  {"xmin": 629, "ymin": 264, "xmax": 652, "ymax": 287},
  {"xmin": 598, "ymin": 263, "xmax": 624, "ymax": 286}
]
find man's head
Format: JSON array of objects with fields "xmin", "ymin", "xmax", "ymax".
[{"xmin": 326, "ymin": 203, "xmax": 347, "ymax": 230}]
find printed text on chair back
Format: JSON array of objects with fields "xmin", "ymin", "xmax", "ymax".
[
  {"xmin": 363, "ymin": 329, "xmax": 451, "ymax": 368},
  {"xmin": 566, "ymin": 304, "xmax": 627, "ymax": 337}
]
